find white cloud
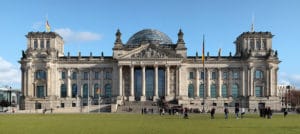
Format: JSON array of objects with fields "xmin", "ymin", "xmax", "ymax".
[
  {"xmin": 0, "ymin": 57, "xmax": 21, "ymax": 87},
  {"xmin": 54, "ymin": 28, "xmax": 102, "ymax": 43},
  {"xmin": 278, "ymin": 72, "xmax": 300, "ymax": 88}
]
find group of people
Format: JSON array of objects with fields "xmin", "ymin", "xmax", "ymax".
[
  {"xmin": 259, "ymin": 107, "xmax": 273, "ymax": 119},
  {"xmin": 144, "ymin": 106, "xmax": 289, "ymax": 119},
  {"xmin": 210, "ymin": 106, "xmax": 246, "ymax": 119}
]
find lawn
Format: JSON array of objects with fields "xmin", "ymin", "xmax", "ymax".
[{"xmin": 0, "ymin": 113, "xmax": 299, "ymax": 134}]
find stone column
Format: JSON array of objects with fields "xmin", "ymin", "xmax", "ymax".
[
  {"xmin": 101, "ymin": 69, "xmax": 104, "ymax": 97},
  {"xmin": 129, "ymin": 65, "xmax": 135, "ymax": 101},
  {"xmin": 269, "ymin": 66, "xmax": 273, "ymax": 97},
  {"xmin": 165, "ymin": 65, "xmax": 170, "ymax": 99},
  {"xmin": 46, "ymin": 67, "xmax": 51, "ymax": 97},
  {"xmin": 228, "ymin": 70, "xmax": 232, "ymax": 97},
  {"xmin": 153, "ymin": 65, "xmax": 159, "ymax": 101},
  {"xmin": 206, "ymin": 69, "xmax": 211, "ymax": 97},
  {"xmin": 195, "ymin": 68, "xmax": 199, "ymax": 97},
  {"xmin": 218, "ymin": 68, "xmax": 222, "ymax": 98},
  {"xmin": 250, "ymin": 67, "xmax": 254, "ymax": 96},
  {"xmin": 176, "ymin": 66, "xmax": 181, "ymax": 98},
  {"xmin": 241, "ymin": 68, "xmax": 245, "ymax": 97},
  {"xmin": 141, "ymin": 65, "xmax": 146, "ymax": 101},
  {"xmin": 23, "ymin": 68, "xmax": 28, "ymax": 96},
  {"xmin": 274, "ymin": 68, "xmax": 278, "ymax": 96},
  {"xmin": 119, "ymin": 65, "xmax": 123, "ymax": 96},
  {"xmin": 28, "ymin": 68, "xmax": 34, "ymax": 97},
  {"xmin": 67, "ymin": 69, "xmax": 71, "ymax": 98}
]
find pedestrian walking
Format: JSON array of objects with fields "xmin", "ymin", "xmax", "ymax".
[
  {"xmin": 241, "ymin": 108, "xmax": 245, "ymax": 118},
  {"xmin": 224, "ymin": 107, "xmax": 229, "ymax": 119}
]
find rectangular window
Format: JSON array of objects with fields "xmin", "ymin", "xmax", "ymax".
[
  {"xmin": 34, "ymin": 40, "xmax": 38, "ymax": 49},
  {"xmin": 83, "ymin": 72, "xmax": 88, "ymax": 80},
  {"xmin": 46, "ymin": 40, "xmax": 50, "ymax": 48},
  {"xmin": 233, "ymin": 71, "xmax": 239, "ymax": 79},
  {"xmin": 61, "ymin": 103, "xmax": 65, "ymax": 108},
  {"xmin": 200, "ymin": 71, "xmax": 204, "ymax": 79},
  {"xmin": 224, "ymin": 103, "xmax": 228, "ymax": 107},
  {"xmin": 223, "ymin": 72, "xmax": 228, "ymax": 79},
  {"xmin": 61, "ymin": 72, "xmax": 66, "ymax": 79},
  {"xmin": 36, "ymin": 70, "xmax": 46, "ymax": 79},
  {"xmin": 189, "ymin": 72, "xmax": 194, "ymax": 79},
  {"xmin": 211, "ymin": 72, "xmax": 217, "ymax": 80},
  {"xmin": 72, "ymin": 72, "xmax": 77, "ymax": 80},
  {"xmin": 83, "ymin": 72, "xmax": 89, "ymax": 80},
  {"xmin": 250, "ymin": 39, "xmax": 255, "ymax": 50},
  {"xmin": 37, "ymin": 86, "xmax": 45, "ymax": 98},
  {"xmin": 255, "ymin": 86, "xmax": 262, "ymax": 97},
  {"xmin": 105, "ymin": 72, "xmax": 111, "ymax": 79},
  {"xmin": 95, "ymin": 72, "xmax": 99, "ymax": 80},
  {"xmin": 255, "ymin": 70, "xmax": 263, "ymax": 79},
  {"xmin": 40, "ymin": 40, "xmax": 44, "ymax": 49}
]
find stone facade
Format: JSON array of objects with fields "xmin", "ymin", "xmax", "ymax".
[{"xmin": 19, "ymin": 29, "xmax": 281, "ymax": 112}]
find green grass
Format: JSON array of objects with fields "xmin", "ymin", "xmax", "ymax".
[{"xmin": 0, "ymin": 113, "xmax": 300, "ymax": 134}]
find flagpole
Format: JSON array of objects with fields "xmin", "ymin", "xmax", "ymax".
[
  {"xmin": 202, "ymin": 35, "xmax": 205, "ymax": 113},
  {"xmin": 98, "ymin": 88, "xmax": 101, "ymax": 113},
  {"xmin": 88, "ymin": 70, "xmax": 90, "ymax": 113}
]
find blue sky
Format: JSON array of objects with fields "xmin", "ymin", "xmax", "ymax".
[{"xmin": 0, "ymin": 0, "xmax": 299, "ymax": 89}]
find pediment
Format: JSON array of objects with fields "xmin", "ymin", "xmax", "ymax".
[{"xmin": 120, "ymin": 44, "xmax": 181, "ymax": 59}]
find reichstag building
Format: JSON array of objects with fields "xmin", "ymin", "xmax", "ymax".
[{"xmin": 19, "ymin": 28, "xmax": 281, "ymax": 112}]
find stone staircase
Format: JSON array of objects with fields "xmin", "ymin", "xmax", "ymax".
[{"xmin": 116, "ymin": 101, "xmax": 160, "ymax": 113}]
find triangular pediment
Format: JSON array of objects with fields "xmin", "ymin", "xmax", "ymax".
[{"xmin": 120, "ymin": 44, "xmax": 181, "ymax": 59}]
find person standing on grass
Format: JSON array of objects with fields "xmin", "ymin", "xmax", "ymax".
[
  {"xmin": 284, "ymin": 108, "xmax": 288, "ymax": 118},
  {"xmin": 235, "ymin": 106, "xmax": 239, "ymax": 119},
  {"xmin": 224, "ymin": 107, "xmax": 229, "ymax": 119},
  {"xmin": 183, "ymin": 107, "xmax": 189, "ymax": 119},
  {"xmin": 210, "ymin": 107, "xmax": 215, "ymax": 119},
  {"xmin": 241, "ymin": 108, "xmax": 245, "ymax": 119}
]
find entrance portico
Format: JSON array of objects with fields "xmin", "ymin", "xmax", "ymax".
[{"xmin": 118, "ymin": 63, "xmax": 177, "ymax": 102}]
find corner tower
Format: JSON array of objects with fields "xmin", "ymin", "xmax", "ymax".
[
  {"xmin": 234, "ymin": 31, "xmax": 276, "ymax": 58},
  {"xmin": 24, "ymin": 32, "xmax": 64, "ymax": 58}
]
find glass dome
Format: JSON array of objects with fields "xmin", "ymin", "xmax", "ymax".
[{"xmin": 126, "ymin": 29, "xmax": 173, "ymax": 45}]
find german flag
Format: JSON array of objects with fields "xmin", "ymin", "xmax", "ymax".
[{"xmin": 46, "ymin": 20, "xmax": 51, "ymax": 32}]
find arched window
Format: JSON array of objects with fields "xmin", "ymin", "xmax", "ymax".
[
  {"xmin": 35, "ymin": 70, "xmax": 46, "ymax": 80},
  {"xmin": 255, "ymin": 86, "xmax": 263, "ymax": 97},
  {"xmin": 222, "ymin": 84, "xmax": 227, "ymax": 97},
  {"xmin": 255, "ymin": 70, "xmax": 263, "ymax": 79},
  {"xmin": 199, "ymin": 84, "xmax": 204, "ymax": 98},
  {"xmin": 94, "ymin": 84, "xmax": 100, "ymax": 98},
  {"xmin": 210, "ymin": 84, "xmax": 217, "ymax": 98},
  {"xmin": 60, "ymin": 84, "xmax": 67, "ymax": 98},
  {"xmin": 188, "ymin": 84, "xmax": 194, "ymax": 98},
  {"xmin": 105, "ymin": 84, "xmax": 111, "ymax": 98},
  {"xmin": 72, "ymin": 84, "xmax": 77, "ymax": 98},
  {"xmin": 232, "ymin": 84, "xmax": 239, "ymax": 98},
  {"xmin": 83, "ymin": 84, "xmax": 88, "ymax": 98}
]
